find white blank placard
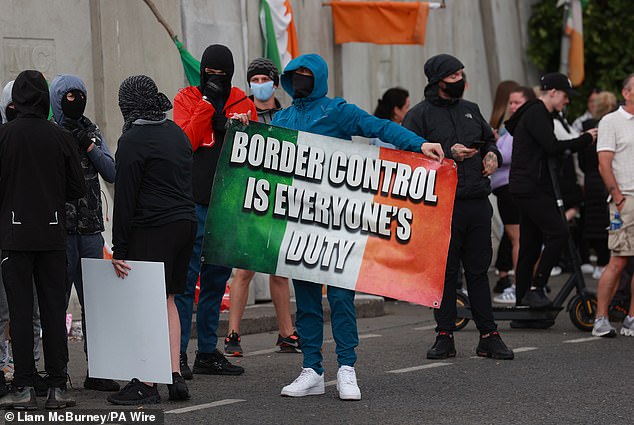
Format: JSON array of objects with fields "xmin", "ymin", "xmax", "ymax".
[{"xmin": 81, "ymin": 258, "xmax": 172, "ymax": 384}]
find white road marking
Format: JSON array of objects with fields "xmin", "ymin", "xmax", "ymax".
[
  {"xmin": 325, "ymin": 380, "xmax": 337, "ymax": 387},
  {"xmin": 165, "ymin": 399, "xmax": 246, "ymax": 414},
  {"xmin": 513, "ymin": 346, "xmax": 539, "ymax": 353},
  {"xmin": 413, "ymin": 325, "xmax": 437, "ymax": 331},
  {"xmin": 563, "ymin": 337, "xmax": 601, "ymax": 344},
  {"xmin": 244, "ymin": 334, "xmax": 382, "ymax": 357},
  {"xmin": 324, "ymin": 334, "xmax": 382, "ymax": 344},
  {"xmin": 386, "ymin": 362, "xmax": 452, "ymax": 374}
]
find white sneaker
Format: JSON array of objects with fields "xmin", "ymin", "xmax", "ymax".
[
  {"xmin": 592, "ymin": 316, "xmax": 616, "ymax": 337},
  {"xmin": 281, "ymin": 368, "xmax": 324, "ymax": 397},
  {"xmin": 337, "ymin": 366, "xmax": 361, "ymax": 400},
  {"xmin": 581, "ymin": 263, "xmax": 594, "ymax": 274},
  {"xmin": 592, "ymin": 266, "xmax": 605, "ymax": 280},
  {"xmin": 550, "ymin": 266, "xmax": 562, "ymax": 277},
  {"xmin": 493, "ymin": 286, "xmax": 516, "ymax": 305},
  {"xmin": 621, "ymin": 316, "xmax": 634, "ymax": 337}
]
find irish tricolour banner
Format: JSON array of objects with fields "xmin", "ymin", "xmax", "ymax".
[{"xmin": 203, "ymin": 122, "xmax": 457, "ymax": 308}]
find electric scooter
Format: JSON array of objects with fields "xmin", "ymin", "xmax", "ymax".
[{"xmin": 456, "ymin": 157, "xmax": 597, "ymax": 331}]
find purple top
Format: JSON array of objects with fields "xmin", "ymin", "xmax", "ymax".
[{"xmin": 490, "ymin": 132, "xmax": 513, "ymax": 190}]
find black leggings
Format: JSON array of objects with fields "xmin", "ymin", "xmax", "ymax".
[{"xmin": 513, "ymin": 192, "xmax": 569, "ymax": 304}]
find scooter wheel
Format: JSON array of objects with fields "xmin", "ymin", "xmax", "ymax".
[
  {"xmin": 569, "ymin": 294, "xmax": 597, "ymax": 332},
  {"xmin": 455, "ymin": 290, "xmax": 470, "ymax": 331}
]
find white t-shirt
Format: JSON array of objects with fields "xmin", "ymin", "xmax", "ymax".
[{"xmin": 597, "ymin": 106, "xmax": 634, "ymax": 196}]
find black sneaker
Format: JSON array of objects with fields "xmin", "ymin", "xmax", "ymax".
[
  {"xmin": 45, "ymin": 387, "xmax": 76, "ymax": 409},
  {"xmin": 510, "ymin": 319, "xmax": 555, "ymax": 329},
  {"xmin": 0, "ymin": 386, "xmax": 38, "ymax": 410},
  {"xmin": 193, "ymin": 349, "xmax": 245, "ymax": 376},
  {"xmin": 476, "ymin": 331, "xmax": 514, "ymax": 360},
  {"xmin": 34, "ymin": 371, "xmax": 48, "ymax": 397},
  {"xmin": 493, "ymin": 276, "xmax": 512, "ymax": 293},
  {"xmin": 106, "ymin": 378, "xmax": 160, "ymax": 406},
  {"xmin": 84, "ymin": 371, "xmax": 120, "ymax": 392},
  {"xmin": 180, "ymin": 353, "xmax": 193, "ymax": 380},
  {"xmin": 276, "ymin": 331, "xmax": 301, "ymax": 353},
  {"xmin": 167, "ymin": 372, "xmax": 190, "ymax": 401},
  {"xmin": 521, "ymin": 288, "xmax": 553, "ymax": 309},
  {"xmin": 224, "ymin": 331, "xmax": 243, "ymax": 357},
  {"xmin": 426, "ymin": 332, "xmax": 456, "ymax": 360},
  {"xmin": 0, "ymin": 371, "xmax": 8, "ymax": 398}
]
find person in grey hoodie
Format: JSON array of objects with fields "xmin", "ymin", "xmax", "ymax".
[{"xmin": 49, "ymin": 75, "xmax": 118, "ymax": 392}]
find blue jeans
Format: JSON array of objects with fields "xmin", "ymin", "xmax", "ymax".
[
  {"xmin": 175, "ymin": 204, "xmax": 232, "ymax": 354},
  {"xmin": 65, "ymin": 234, "xmax": 104, "ymax": 355},
  {"xmin": 293, "ymin": 279, "xmax": 358, "ymax": 375}
]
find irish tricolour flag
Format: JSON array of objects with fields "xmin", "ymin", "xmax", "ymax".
[
  {"xmin": 203, "ymin": 122, "xmax": 457, "ymax": 308},
  {"xmin": 260, "ymin": 0, "xmax": 299, "ymax": 70}
]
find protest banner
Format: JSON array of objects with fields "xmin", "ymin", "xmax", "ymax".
[{"xmin": 202, "ymin": 122, "xmax": 457, "ymax": 308}]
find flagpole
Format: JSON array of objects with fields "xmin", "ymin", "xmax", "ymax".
[{"xmin": 558, "ymin": 0, "xmax": 571, "ymax": 75}]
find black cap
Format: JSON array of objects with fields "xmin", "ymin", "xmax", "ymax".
[
  {"xmin": 424, "ymin": 54, "xmax": 464, "ymax": 85},
  {"xmin": 540, "ymin": 72, "xmax": 579, "ymax": 97},
  {"xmin": 247, "ymin": 58, "xmax": 280, "ymax": 86}
]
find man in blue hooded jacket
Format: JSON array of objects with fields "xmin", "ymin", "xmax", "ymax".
[{"xmin": 272, "ymin": 53, "xmax": 444, "ymax": 401}]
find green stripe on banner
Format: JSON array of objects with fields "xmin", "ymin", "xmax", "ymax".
[{"xmin": 202, "ymin": 122, "xmax": 296, "ymax": 273}]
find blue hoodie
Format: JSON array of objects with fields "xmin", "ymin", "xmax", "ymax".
[{"xmin": 272, "ymin": 54, "xmax": 426, "ymax": 151}]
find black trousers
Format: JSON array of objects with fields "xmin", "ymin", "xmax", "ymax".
[
  {"xmin": 436, "ymin": 198, "xmax": 497, "ymax": 334},
  {"xmin": 2, "ymin": 250, "xmax": 68, "ymax": 388},
  {"xmin": 513, "ymin": 192, "xmax": 569, "ymax": 304}
]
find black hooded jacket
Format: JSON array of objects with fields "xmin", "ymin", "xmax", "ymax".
[
  {"xmin": 403, "ymin": 85, "xmax": 501, "ymax": 200},
  {"xmin": 0, "ymin": 70, "xmax": 85, "ymax": 251},
  {"xmin": 505, "ymin": 99, "xmax": 592, "ymax": 197}
]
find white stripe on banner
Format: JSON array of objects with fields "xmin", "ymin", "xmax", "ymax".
[{"xmin": 276, "ymin": 134, "xmax": 380, "ymax": 288}]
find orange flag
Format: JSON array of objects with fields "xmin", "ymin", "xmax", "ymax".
[{"xmin": 331, "ymin": 1, "xmax": 430, "ymax": 45}]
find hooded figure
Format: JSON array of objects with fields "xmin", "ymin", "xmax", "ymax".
[
  {"xmin": 108, "ymin": 74, "xmax": 196, "ymax": 405},
  {"xmin": 49, "ymin": 75, "xmax": 116, "ymax": 390},
  {"xmin": 172, "ymin": 44, "xmax": 256, "ymax": 380},
  {"xmin": 272, "ymin": 53, "xmax": 441, "ymax": 401},
  {"xmin": 0, "ymin": 81, "xmax": 15, "ymax": 123},
  {"xmin": 273, "ymin": 53, "xmax": 427, "ymax": 151},
  {"xmin": 0, "ymin": 70, "xmax": 84, "ymax": 410},
  {"xmin": 402, "ymin": 54, "xmax": 514, "ymax": 362}
]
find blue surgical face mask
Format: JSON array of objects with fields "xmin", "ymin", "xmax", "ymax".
[{"xmin": 250, "ymin": 81, "xmax": 275, "ymax": 101}]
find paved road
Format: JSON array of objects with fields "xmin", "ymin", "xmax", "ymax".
[{"xmin": 57, "ymin": 273, "xmax": 632, "ymax": 425}]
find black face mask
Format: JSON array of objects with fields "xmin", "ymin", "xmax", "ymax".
[
  {"xmin": 61, "ymin": 90, "xmax": 87, "ymax": 119},
  {"xmin": 292, "ymin": 73, "xmax": 314, "ymax": 99},
  {"xmin": 5, "ymin": 106, "xmax": 17, "ymax": 122},
  {"xmin": 441, "ymin": 78, "xmax": 465, "ymax": 99},
  {"xmin": 204, "ymin": 74, "xmax": 232, "ymax": 98}
]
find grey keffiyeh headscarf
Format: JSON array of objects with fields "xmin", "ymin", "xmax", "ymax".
[{"xmin": 118, "ymin": 75, "xmax": 172, "ymax": 133}]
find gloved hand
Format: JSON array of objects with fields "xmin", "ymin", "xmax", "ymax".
[
  {"xmin": 211, "ymin": 111, "xmax": 228, "ymax": 132},
  {"xmin": 72, "ymin": 128, "xmax": 94, "ymax": 152}
]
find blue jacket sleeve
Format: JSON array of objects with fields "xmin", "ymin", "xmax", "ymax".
[
  {"xmin": 87, "ymin": 133, "xmax": 116, "ymax": 183},
  {"xmin": 336, "ymin": 101, "xmax": 427, "ymax": 152}
]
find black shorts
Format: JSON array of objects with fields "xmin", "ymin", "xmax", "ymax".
[
  {"xmin": 493, "ymin": 185, "xmax": 520, "ymax": 225},
  {"xmin": 127, "ymin": 220, "xmax": 197, "ymax": 294}
]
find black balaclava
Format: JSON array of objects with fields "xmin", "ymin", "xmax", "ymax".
[
  {"xmin": 423, "ymin": 54, "xmax": 465, "ymax": 105},
  {"xmin": 292, "ymin": 72, "xmax": 314, "ymax": 99},
  {"xmin": 5, "ymin": 105, "xmax": 16, "ymax": 122},
  {"xmin": 199, "ymin": 44, "xmax": 234, "ymax": 99},
  {"xmin": 61, "ymin": 89, "xmax": 86, "ymax": 120},
  {"xmin": 118, "ymin": 75, "xmax": 172, "ymax": 133}
]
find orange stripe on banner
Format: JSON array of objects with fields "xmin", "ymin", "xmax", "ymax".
[
  {"xmin": 331, "ymin": 1, "xmax": 430, "ymax": 45},
  {"xmin": 285, "ymin": 0, "xmax": 300, "ymax": 58},
  {"xmin": 355, "ymin": 150, "xmax": 456, "ymax": 308}
]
